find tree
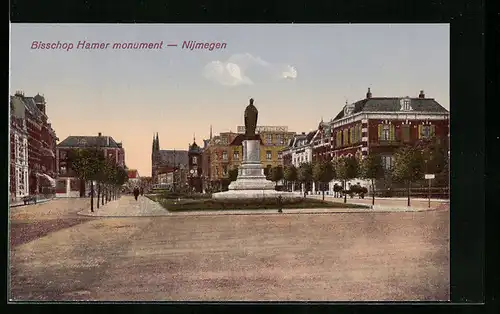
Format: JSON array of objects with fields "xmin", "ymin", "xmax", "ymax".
[
  {"xmin": 335, "ymin": 156, "xmax": 359, "ymax": 203},
  {"xmin": 270, "ymin": 166, "xmax": 284, "ymax": 187},
  {"xmin": 283, "ymin": 165, "xmax": 298, "ymax": 191},
  {"xmin": 417, "ymin": 137, "xmax": 449, "ymax": 187},
  {"xmin": 392, "ymin": 145, "xmax": 425, "ymax": 206},
  {"xmin": 228, "ymin": 167, "xmax": 239, "ymax": 182},
  {"xmin": 264, "ymin": 165, "xmax": 272, "ymax": 180},
  {"xmin": 360, "ymin": 154, "xmax": 385, "ymax": 205},
  {"xmin": 68, "ymin": 148, "xmax": 102, "ymax": 212},
  {"xmin": 312, "ymin": 161, "xmax": 336, "ymax": 200},
  {"xmin": 297, "ymin": 162, "xmax": 313, "ymax": 195}
]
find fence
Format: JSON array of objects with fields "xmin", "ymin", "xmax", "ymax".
[{"xmin": 372, "ymin": 187, "xmax": 449, "ymax": 199}]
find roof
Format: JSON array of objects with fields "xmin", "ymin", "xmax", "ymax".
[
  {"xmin": 284, "ymin": 131, "xmax": 316, "ymax": 150},
  {"xmin": 10, "ymin": 95, "xmax": 44, "ymax": 118},
  {"xmin": 229, "ymin": 134, "xmax": 264, "ymax": 146},
  {"xmin": 155, "ymin": 150, "xmax": 189, "ymax": 166},
  {"xmin": 189, "ymin": 141, "xmax": 203, "ymax": 154},
  {"xmin": 57, "ymin": 135, "xmax": 121, "ymax": 148},
  {"xmin": 333, "ymin": 97, "xmax": 449, "ymax": 121},
  {"xmin": 127, "ymin": 169, "xmax": 139, "ymax": 179}
]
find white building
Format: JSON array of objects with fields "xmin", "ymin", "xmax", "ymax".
[{"xmin": 10, "ymin": 96, "xmax": 30, "ymax": 200}]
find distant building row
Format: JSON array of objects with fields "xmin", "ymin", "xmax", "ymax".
[
  {"xmin": 151, "ymin": 126, "xmax": 295, "ymax": 192},
  {"xmin": 10, "ymin": 92, "xmax": 58, "ymax": 200},
  {"xmin": 151, "ymin": 88, "xmax": 449, "ymax": 194}
]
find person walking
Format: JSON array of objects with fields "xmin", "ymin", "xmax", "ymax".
[{"xmin": 133, "ymin": 187, "xmax": 140, "ymax": 201}]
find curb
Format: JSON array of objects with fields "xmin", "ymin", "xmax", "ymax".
[
  {"xmin": 76, "ymin": 206, "xmax": 442, "ymax": 218},
  {"xmin": 9, "ymin": 199, "xmax": 53, "ymax": 208}
]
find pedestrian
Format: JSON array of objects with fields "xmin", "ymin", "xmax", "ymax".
[
  {"xmin": 133, "ymin": 187, "xmax": 140, "ymax": 201},
  {"xmin": 277, "ymin": 195, "xmax": 283, "ymax": 213}
]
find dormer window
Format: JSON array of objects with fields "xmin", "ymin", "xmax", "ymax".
[
  {"xmin": 400, "ymin": 97, "xmax": 412, "ymax": 111},
  {"xmin": 344, "ymin": 103, "xmax": 355, "ymax": 116}
]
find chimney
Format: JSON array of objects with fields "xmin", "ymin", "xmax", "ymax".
[
  {"xmin": 302, "ymin": 132, "xmax": 306, "ymax": 135},
  {"xmin": 98, "ymin": 132, "xmax": 102, "ymax": 137},
  {"xmin": 366, "ymin": 88, "xmax": 372, "ymax": 99},
  {"xmin": 419, "ymin": 90, "xmax": 425, "ymax": 99}
]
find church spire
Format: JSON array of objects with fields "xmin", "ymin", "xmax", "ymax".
[
  {"xmin": 209, "ymin": 125, "xmax": 213, "ymax": 139},
  {"xmin": 155, "ymin": 133, "xmax": 160, "ymax": 151}
]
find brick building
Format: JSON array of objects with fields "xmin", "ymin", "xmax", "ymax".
[
  {"xmin": 55, "ymin": 133, "xmax": 125, "ymax": 197},
  {"xmin": 319, "ymin": 89, "xmax": 449, "ymax": 170},
  {"xmin": 10, "ymin": 92, "xmax": 58, "ymax": 198},
  {"xmin": 10, "ymin": 95, "xmax": 29, "ymax": 200},
  {"xmin": 202, "ymin": 125, "xmax": 295, "ymax": 191}
]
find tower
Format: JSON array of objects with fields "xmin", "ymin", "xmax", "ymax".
[
  {"xmin": 151, "ymin": 133, "xmax": 160, "ymax": 181},
  {"xmin": 188, "ymin": 134, "xmax": 203, "ymax": 193}
]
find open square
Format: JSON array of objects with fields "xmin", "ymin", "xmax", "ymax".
[{"xmin": 9, "ymin": 197, "xmax": 449, "ymax": 301}]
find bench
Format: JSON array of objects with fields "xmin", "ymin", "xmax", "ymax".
[{"xmin": 22, "ymin": 195, "xmax": 37, "ymax": 205}]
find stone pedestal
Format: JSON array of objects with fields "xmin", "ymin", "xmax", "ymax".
[{"xmin": 212, "ymin": 139, "xmax": 301, "ymax": 200}]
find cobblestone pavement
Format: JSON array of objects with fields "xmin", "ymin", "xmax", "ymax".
[{"xmin": 10, "ymin": 204, "xmax": 449, "ymax": 301}]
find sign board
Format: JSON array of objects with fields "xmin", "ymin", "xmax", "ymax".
[
  {"xmin": 424, "ymin": 174, "xmax": 435, "ymax": 180},
  {"xmin": 237, "ymin": 126, "xmax": 288, "ymax": 133}
]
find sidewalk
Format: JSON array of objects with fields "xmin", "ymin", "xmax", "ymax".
[
  {"xmin": 309, "ymin": 195, "xmax": 449, "ymax": 210},
  {"xmin": 10, "ymin": 197, "xmax": 54, "ymax": 208},
  {"xmin": 78, "ymin": 195, "xmax": 443, "ymax": 218}
]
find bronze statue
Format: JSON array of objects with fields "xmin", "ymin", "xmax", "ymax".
[{"xmin": 244, "ymin": 98, "xmax": 258, "ymax": 138}]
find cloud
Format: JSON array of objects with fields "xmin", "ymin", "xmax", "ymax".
[{"xmin": 202, "ymin": 53, "xmax": 297, "ymax": 86}]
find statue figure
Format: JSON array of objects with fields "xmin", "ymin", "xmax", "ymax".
[{"xmin": 244, "ymin": 98, "xmax": 258, "ymax": 138}]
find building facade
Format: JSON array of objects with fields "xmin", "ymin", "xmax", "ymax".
[
  {"xmin": 320, "ymin": 89, "xmax": 449, "ymax": 169},
  {"xmin": 203, "ymin": 126, "xmax": 295, "ymax": 189},
  {"xmin": 55, "ymin": 133, "xmax": 126, "ymax": 197},
  {"xmin": 151, "ymin": 133, "xmax": 189, "ymax": 185},
  {"xmin": 10, "ymin": 95, "xmax": 29, "ymax": 200},
  {"xmin": 10, "ymin": 92, "xmax": 58, "ymax": 198}
]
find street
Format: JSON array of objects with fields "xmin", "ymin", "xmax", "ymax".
[{"xmin": 9, "ymin": 196, "xmax": 449, "ymax": 301}]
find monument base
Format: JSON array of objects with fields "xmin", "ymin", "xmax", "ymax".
[
  {"xmin": 212, "ymin": 139, "xmax": 302, "ymax": 200},
  {"xmin": 212, "ymin": 190, "xmax": 303, "ymax": 200}
]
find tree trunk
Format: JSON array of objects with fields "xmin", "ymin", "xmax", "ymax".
[
  {"xmin": 343, "ymin": 180, "xmax": 347, "ymax": 203},
  {"xmin": 97, "ymin": 183, "xmax": 100, "ymax": 209},
  {"xmin": 79, "ymin": 179, "xmax": 85, "ymax": 198},
  {"xmin": 102, "ymin": 186, "xmax": 105, "ymax": 205},
  {"xmin": 371, "ymin": 178, "xmax": 375, "ymax": 206},
  {"xmin": 407, "ymin": 180, "xmax": 411, "ymax": 207},
  {"xmin": 90, "ymin": 181, "xmax": 94, "ymax": 212},
  {"xmin": 322, "ymin": 183, "xmax": 325, "ymax": 201}
]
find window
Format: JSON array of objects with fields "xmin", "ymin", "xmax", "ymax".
[
  {"xmin": 343, "ymin": 129, "xmax": 349, "ymax": 146},
  {"xmin": 277, "ymin": 152, "xmax": 283, "ymax": 160},
  {"xmin": 222, "ymin": 165, "xmax": 228, "ymax": 176},
  {"xmin": 233, "ymin": 151, "xmax": 239, "ymax": 160},
  {"xmin": 222, "ymin": 151, "xmax": 228, "ymax": 160},
  {"xmin": 277, "ymin": 135, "xmax": 284, "ymax": 145},
  {"xmin": 401, "ymin": 125, "xmax": 411, "ymax": 142},
  {"xmin": 336, "ymin": 132, "xmax": 342, "ymax": 147},
  {"xmin": 419, "ymin": 125, "xmax": 435, "ymax": 139},
  {"xmin": 400, "ymin": 98, "xmax": 412, "ymax": 111},
  {"xmin": 215, "ymin": 166, "xmax": 219, "ymax": 176},
  {"xmin": 192, "ymin": 156, "xmax": 197, "ymax": 165},
  {"xmin": 60, "ymin": 166, "xmax": 67, "ymax": 175},
  {"xmin": 382, "ymin": 156, "xmax": 393, "ymax": 170},
  {"xmin": 378, "ymin": 124, "xmax": 395, "ymax": 141},
  {"xmin": 266, "ymin": 135, "xmax": 272, "ymax": 145},
  {"xmin": 350, "ymin": 127, "xmax": 355, "ymax": 144},
  {"xmin": 266, "ymin": 150, "xmax": 272, "ymax": 160}
]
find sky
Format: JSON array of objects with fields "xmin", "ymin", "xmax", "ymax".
[{"xmin": 10, "ymin": 24, "xmax": 449, "ymax": 176}]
